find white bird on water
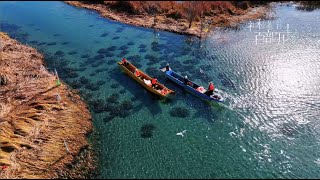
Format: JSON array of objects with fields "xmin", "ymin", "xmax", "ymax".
[{"xmin": 176, "ymin": 130, "xmax": 187, "ymax": 137}]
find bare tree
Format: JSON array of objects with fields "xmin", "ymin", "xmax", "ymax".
[
  {"xmin": 199, "ymin": 1, "xmax": 205, "ymax": 38},
  {"xmin": 145, "ymin": 1, "xmax": 160, "ymax": 27},
  {"xmin": 184, "ymin": 1, "xmax": 197, "ymax": 28}
]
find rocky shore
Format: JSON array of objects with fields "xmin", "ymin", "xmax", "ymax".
[
  {"xmin": 65, "ymin": 1, "xmax": 272, "ymax": 38},
  {"xmin": 0, "ymin": 32, "xmax": 96, "ymax": 178}
]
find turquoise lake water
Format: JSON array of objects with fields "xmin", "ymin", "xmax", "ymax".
[{"xmin": 1, "ymin": 1, "xmax": 320, "ymax": 178}]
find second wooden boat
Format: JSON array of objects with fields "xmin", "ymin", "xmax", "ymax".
[{"xmin": 118, "ymin": 60, "xmax": 175, "ymax": 97}]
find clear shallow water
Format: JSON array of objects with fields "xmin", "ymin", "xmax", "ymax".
[{"xmin": 1, "ymin": 1, "xmax": 320, "ymax": 178}]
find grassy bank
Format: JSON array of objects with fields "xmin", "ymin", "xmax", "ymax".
[
  {"xmin": 65, "ymin": 1, "xmax": 272, "ymax": 38},
  {"xmin": 0, "ymin": 32, "xmax": 96, "ymax": 178}
]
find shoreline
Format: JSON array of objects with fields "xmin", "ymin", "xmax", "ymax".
[
  {"xmin": 64, "ymin": 1, "xmax": 272, "ymax": 38},
  {"xmin": 0, "ymin": 32, "xmax": 97, "ymax": 178}
]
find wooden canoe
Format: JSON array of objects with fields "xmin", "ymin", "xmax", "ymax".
[{"xmin": 118, "ymin": 61, "xmax": 175, "ymax": 97}]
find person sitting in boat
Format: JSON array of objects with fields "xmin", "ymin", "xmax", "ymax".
[
  {"xmin": 205, "ymin": 82, "xmax": 215, "ymax": 96},
  {"xmin": 183, "ymin": 75, "xmax": 189, "ymax": 85},
  {"xmin": 165, "ymin": 63, "xmax": 171, "ymax": 71},
  {"xmin": 134, "ymin": 69, "xmax": 141, "ymax": 77},
  {"xmin": 183, "ymin": 75, "xmax": 192, "ymax": 86},
  {"xmin": 160, "ymin": 63, "xmax": 171, "ymax": 72},
  {"xmin": 122, "ymin": 57, "xmax": 128, "ymax": 65},
  {"xmin": 151, "ymin": 76, "xmax": 158, "ymax": 88}
]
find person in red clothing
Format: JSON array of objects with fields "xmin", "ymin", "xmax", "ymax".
[
  {"xmin": 122, "ymin": 57, "xmax": 128, "ymax": 65},
  {"xmin": 205, "ymin": 82, "xmax": 215, "ymax": 96},
  {"xmin": 134, "ymin": 69, "xmax": 141, "ymax": 77},
  {"xmin": 151, "ymin": 76, "xmax": 158, "ymax": 88}
]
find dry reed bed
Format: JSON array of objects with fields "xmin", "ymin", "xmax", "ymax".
[
  {"xmin": 65, "ymin": 1, "xmax": 271, "ymax": 38},
  {"xmin": 0, "ymin": 32, "xmax": 96, "ymax": 178}
]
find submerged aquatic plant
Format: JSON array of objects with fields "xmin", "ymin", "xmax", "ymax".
[
  {"xmin": 140, "ymin": 123, "xmax": 156, "ymax": 138},
  {"xmin": 94, "ymin": 54, "xmax": 104, "ymax": 60},
  {"xmin": 54, "ymin": 50, "xmax": 65, "ymax": 57},
  {"xmin": 68, "ymin": 51, "xmax": 77, "ymax": 55},
  {"xmin": 97, "ymin": 48, "xmax": 109, "ymax": 54},
  {"xmin": 61, "ymin": 41, "xmax": 69, "ymax": 45},
  {"xmin": 127, "ymin": 41, "xmax": 135, "ymax": 46},
  {"xmin": 139, "ymin": 48, "xmax": 147, "ymax": 53},
  {"xmin": 110, "ymin": 83, "xmax": 119, "ymax": 89},
  {"xmin": 112, "ymin": 36, "xmax": 120, "ymax": 40},
  {"xmin": 107, "ymin": 46, "xmax": 117, "ymax": 51},
  {"xmin": 106, "ymin": 93, "xmax": 120, "ymax": 104},
  {"xmin": 47, "ymin": 42, "xmax": 57, "ymax": 46},
  {"xmin": 138, "ymin": 44, "xmax": 147, "ymax": 49},
  {"xmin": 100, "ymin": 32, "xmax": 109, "ymax": 37},
  {"xmin": 169, "ymin": 107, "xmax": 190, "ymax": 118},
  {"xmin": 119, "ymin": 89, "xmax": 126, "ymax": 94},
  {"xmin": 119, "ymin": 45, "xmax": 129, "ymax": 50},
  {"xmin": 127, "ymin": 55, "xmax": 142, "ymax": 62},
  {"xmin": 81, "ymin": 54, "xmax": 90, "ymax": 58}
]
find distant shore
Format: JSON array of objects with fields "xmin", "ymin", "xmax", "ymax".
[
  {"xmin": 0, "ymin": 32, "xmax": 96, "ymax": 178},
  {"xmin": 65, "ymin": 1, "xmax": 272, "ymax": 38}
]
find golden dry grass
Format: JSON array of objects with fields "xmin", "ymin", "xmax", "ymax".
[
  {"xmin": 0, "ymin": 32, "xmax": 95, "ymax": 178},
  {"xmin": 65, "ymin": 1, "xmax": 270, "ymax": 38}
]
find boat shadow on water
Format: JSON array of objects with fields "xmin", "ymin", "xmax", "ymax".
[
  {"xmin": 163, "ymin": 78, "xmax": 225, "ymax": 124},
  {"xmin": 111, "ymin": 65, "xmax": 225, "ymax": 123},
  {"xmin": 110, "ymin": 67, "xmax": 163, "ymax": 117}
]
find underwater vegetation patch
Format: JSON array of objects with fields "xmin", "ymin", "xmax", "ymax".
[
  {"xmin": 94, "ymin": 54, "xmax": 104, "ymax": 60},
  {"xmin": 96, "ymin": 80, "xmax": 106, "ymax": 86},
  {"xmin": 127, "ymin": 41, "xmax": 134, "ymax": 46},
  {"xmin": 38, "ymin": 42, "xmax": 46, "ymax": 46},
  {"xmin": 107, "ymin": 46, "xmax": 117, "ymax": 51},
  {"xmin": 107, "ymin": 60, "xmax": 117, "ymax": 65},
  {"xmin": 81, "ymin": 54, "xmax": 90, "ymax": 58},
  {"xmin": 0, "ymin": 22, "xmax": 21, "ymax": 31},
  {"xmin": 103, "ymin": 99, "xmax": 134, "ymax": 122},
  {"xmin": 29, "ymin": 40, "xmax": 38, "ymax": 45},
  {"xmin": 108, "ymin": 93, "xmax": 120, "ymax": 101},
  {"xmin": 116, "ymin": 27, "xmax": 124, "ymax": 33},
  {"xmin": 100, "ymin": 32, "xmax": 109, "ymax": 37},
  {"xmin": 110, "ymin": 83, "xmax": 120, "ymax": 89},
  {"xmin": 127, "ymin": 55, "xmax": 142, "ymax": 62},
  {"xmin": 119, "ymin": 89, "xmax": 126, "ymax": 94},
  {"xmin": 61, "ymin": 41, "xmax": 69, "ymax": 45},
  {"xmin": 138, "ymin": 44, "xmax": 147, "ymax": 49},
  {"xmin": 54, "ymin": 50, "xmax": 65, "ymax": 57},
  {"xmin": 145, "ymin": 66, "xmax": 162, "ymax": 78},
  {"xmin": 79, "ymin": 76, "xmax": 89, "ymax": 85},
  {"xmin": 96, "ymin": 68, "xmax": 108, "ymax": 73},
  {"xmin": 169, "ymin": 107, "xmax": 190, "ymax": 118},
  {"xmin": 140, "ymin": 123, "xmax": 156, "ymax": 138},
  {"xmin": 68, "ymin": 51, "xmax": 77, "ymax": 55},
  {"xmin": 47, "ymin": 42, "xmax": 57, "ymax": 46},
  {"xmin": 104, "ymin": 52, "xmax": 114, "ymax": 57},
  {"xmin": 97, "ymin": 48, "xmax": 109, "ymax": 54},
  {"xmin": 112, "ymin": 36, "xmax": 120, "ymax": 40},
  {"xmin": 139, "ymin": 49, "xmax": 147, "ymax": 53},
  {"xmin": 85, "ymin": 82, "xmax": 100, "ymax": 91},
  {"xmin": 118, "ymin": 50, "xmax": 129, "ymax": 57},
  {"xmin": 119, "ymin": 45, "xmax": 129, "ymax": 51},
  {"xmin": 134, "ymin": 62, "xmax": 142, "ymax": 68},
  {"xmin": 69, "ymin": 79, "xmax": 83, "ymax": 89}
]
